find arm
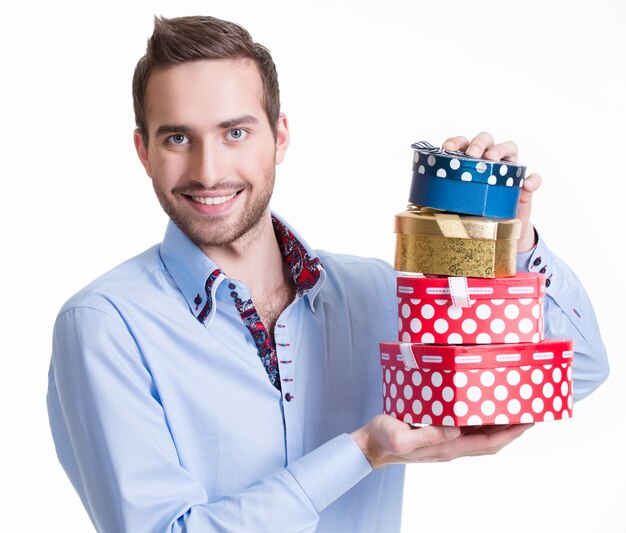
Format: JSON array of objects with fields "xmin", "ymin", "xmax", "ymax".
[
  {"xmin": 443, "ymin": 133, "xmax": 609, "ymax": 400},
  {"xmin": 516, "ymin": 235, "xmax": 609, "ymax": 400},
  {"xmin": 47, "ymin": 307, "xmax": 371, "ymax": 533}
]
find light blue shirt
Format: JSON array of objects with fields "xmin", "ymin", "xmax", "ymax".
[{"xmin": 47, "ymin": 215, "xmax": 608, "ymax": 532}]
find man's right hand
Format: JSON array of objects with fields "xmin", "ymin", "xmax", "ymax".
[{"xmin": 350, "ymin": 415, "xmax": 532, "ymax": 469}]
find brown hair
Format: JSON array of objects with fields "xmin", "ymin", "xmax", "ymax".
[{"xmin": 132, "ymin": 15, "xmax": 280, "ymax": 140}]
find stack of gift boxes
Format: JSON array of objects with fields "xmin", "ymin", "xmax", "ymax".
[{"xmin": 379, "ymin": 141, "xmax": 574, "ymax": 426}]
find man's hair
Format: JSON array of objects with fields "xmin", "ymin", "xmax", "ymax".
[{"xmin": 132, "ymin": 15, "xmax": 280, "ymax": 141}]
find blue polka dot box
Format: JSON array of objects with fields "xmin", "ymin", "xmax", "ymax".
[{"xmin": 409, "ymin": 141, "xmax": 526, "ymax": 219}]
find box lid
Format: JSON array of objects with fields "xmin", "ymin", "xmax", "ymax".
[
  {"xmin": 397, "ymin": 272, "xmax": 545, "ymax": 301},
  {"xmin": 411, "ymin": 141, "xmax": 526, "ymax": 187},
  {"xmin": 380, "ymin": 339, "xmax": 574, "ymax": 371},
  {"xmin": 395, "ymin": 208, "xmax": 521, "ymax": 240}
]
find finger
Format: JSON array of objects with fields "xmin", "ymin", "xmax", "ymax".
[
  {"xmin": 465, "ymin": 131, "xmax": 495, "ymax": 158},
  {"xmin": 517, "ymin": 173, "xmax": 542, "ymax": 216},
  {"xmin": 406, "ymin": 423, "xmax": 532, "ymax": 462},
  {"xmin": 461, "ymin": 424, "xmax": 520, "ymax": 436},
  {"xmin": 456, "ymin": 423, "xmax": 533, "ymax": 456},
  {"xmin": 460, "ymin": 424, "xmax": 508, "ymax": 436},
  {"xmin": 521, "ymin": 172, "xmax": 542, "ymax": 195},
  {"xmin": 442, "ymin": 135, "xmax": 469, "ymax": 152},
  {"xmin": 516, "ymin": 173, "xmax": 541, "ymax": 252},
  {"xmin": 484, "ymin": 140, "xmax": 518, "ymax": 163},
  {"xmin": 394, "ymin": 423, "xmax": 461, "ymax": 453}
]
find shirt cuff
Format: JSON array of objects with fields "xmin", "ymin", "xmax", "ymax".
[
  {"xmin": 286, "ymin": 433, "xmax": 372, "ymax": 513},
  {"xmin": 516, "ymin": 247, "xmax": 535, "ymax": 272},
  {"xmin": 516, "ymin": 231, "xmax": 550, "ymax": 286}
]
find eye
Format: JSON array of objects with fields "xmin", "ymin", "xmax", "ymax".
[
  {"xmin": 168, "ymin": 134, "xmax": 190, "ymax": 145},
  {"xmin": 226, "ymin": 128, "xmax": 247, "ymax": 141}
]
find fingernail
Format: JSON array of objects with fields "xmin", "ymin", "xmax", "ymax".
[
  {"xmin": 466, "ymin": 146, "xmax": 480, "ymax": 158},
  {"xmin": 485, "ymin": 148, "xmax": 499, "ymax": 159},
  {"xmin": 444, "ymin": 426, "xmax": 461, "ymax": 439}
]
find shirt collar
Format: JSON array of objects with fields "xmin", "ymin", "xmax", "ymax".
[
  {"xmin": 159, "ymin": 221, "xmax": 224, "ymax": 319},
  {"xmin": 271, "ymin": 211, "xmax": 324, "ymax": 308},
  {"xmin": 159, "ymin": 213, "xmax": 325, "ymax": 322}
]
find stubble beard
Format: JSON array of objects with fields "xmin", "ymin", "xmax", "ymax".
[{"xmin": 153, "ymin": 171, "xmax": 276, "ymax": 249}]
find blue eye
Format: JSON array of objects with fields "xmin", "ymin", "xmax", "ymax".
[
  {"xmin": 227, "ymin": 128, "xmax": 246, "ymax": 141},
  {"xmin": 169, "ymin": 134, "xmax": 190, "ymax": 145}
]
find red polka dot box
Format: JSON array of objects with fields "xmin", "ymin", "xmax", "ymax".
[
  {"xmin": 397, "ymin": 273, "xmax": 545, "ymax": 345},
  {"xmin": 379, "ymin": 339, "xmax": 574, "ymax": 426}
]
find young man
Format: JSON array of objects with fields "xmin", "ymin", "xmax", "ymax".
[{"xmin": 47, "ymin": 15, "xmax": 609, "ymax": 533}]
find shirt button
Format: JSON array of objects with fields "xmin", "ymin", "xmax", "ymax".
[
  {"xmin": 539, "ymin": 266, "xmax": 547, "ymax": 274},
  {"xmin": 533, "ymin": 257, "xmax": 542, "ymax": 267},
  {"xmin": 545, "ymin": 278, "xmax": 552, "ymax": 288},
  {"xmin": 285, "ymin": 393, "xmax": 294, "ymax": 402},
  {"xmin": 228, "ymin": 282, "xmax": 236, "ymax": 290}
]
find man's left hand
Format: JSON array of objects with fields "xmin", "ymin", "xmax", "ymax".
[{"xmin": 442, "ymin": 132, "xmax": 541, "ymax": 253}]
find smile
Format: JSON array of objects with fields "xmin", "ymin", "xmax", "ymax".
[{"xmin": 190, "ymin": 192, "xmax": 238, "ymax": 205}]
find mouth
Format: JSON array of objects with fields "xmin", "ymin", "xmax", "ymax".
[{"xmin": 189, "ymin": 192, "xmax": 238, "ymax": 206}]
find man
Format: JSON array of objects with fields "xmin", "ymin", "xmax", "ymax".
[{"xmin": 47, "ymin": 15, "xmax": 609, "ymax": 533}]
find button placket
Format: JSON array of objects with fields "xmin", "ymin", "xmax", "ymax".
[
  {"xmin": 225, "ymin": 279, "xmax": 282, "ymax": 390},
  {"xmin": 275, "ymin": 322, "xmax": 295, "ymax": 402},
  {"xmin": 274, "ymin": 320, "xmax": 303, "ymax": 462}
]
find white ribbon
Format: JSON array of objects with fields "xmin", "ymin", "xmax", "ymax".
[
  {"xmin": 448, "ymin": 276, "xmax": 473, "ymax": 308},
  {"xmin": 399, "ymin": 343, "xmax": 418, "ymax": 370}
]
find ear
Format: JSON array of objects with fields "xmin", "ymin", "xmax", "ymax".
[
  {"xmin": 274, "ymin": 113, "xmax": 290, "ymax": 165},
  {"xmin": 133, "ymin": 129, "xmax": 152, "ymax": 176}
]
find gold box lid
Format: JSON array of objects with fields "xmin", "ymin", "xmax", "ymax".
[{"xmin": 395, "ymin": 207, "xmax": 521, "ymax": 241}]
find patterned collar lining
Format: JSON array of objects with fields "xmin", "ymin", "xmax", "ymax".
[
  {"xmin": 195, "ymin": 217, "xmax": 323, "ymax": 391},
  {"xmin": 196, "ymin": 216, "xmax": 322, "ymax": 322},
  {"xmin": 271, "ymin": 216, "xmax": 322, "ymax": 297}
]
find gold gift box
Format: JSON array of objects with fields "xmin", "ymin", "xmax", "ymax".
[{"xmin": 394, "ymin": 208, "xmax": 521, "ymax": 278}]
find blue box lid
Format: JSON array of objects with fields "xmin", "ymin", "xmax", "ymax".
[{"xmin": 409, "ymin": 141, "xmax": 527, "ymax": 218}]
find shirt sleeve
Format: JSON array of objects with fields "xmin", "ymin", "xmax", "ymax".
[
  {"xmin": 516, "ymin": 232, "xmax": 609, "ymax": 401},
  {"xmin": 47, "ymin": 306, "xmax": 372, "ymax": 533}
]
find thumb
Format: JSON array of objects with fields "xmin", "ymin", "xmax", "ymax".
[
  {"xmin": 396, "ymin": 424, "xmax": 461, "ymax": 453},
  {"xmin": 516, "ymin": 173, "xmax": 542, "ymax": 252}
]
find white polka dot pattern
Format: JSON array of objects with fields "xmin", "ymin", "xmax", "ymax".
[
  {"xmin": 380, "ymin": 340, "xmax": 573, "ymax": 426},
  {"xmin": 397, "ymin": 274, "xmax": 545, "ymax": 344},
  {"xmin": 412, "ymin": 147, "xmax": 526, "ymax": 187},
  {"xmin": 409, "ymin": 146, "xmax": 525, "ymax": 219}
]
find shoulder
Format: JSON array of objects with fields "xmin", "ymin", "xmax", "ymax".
[
  {"xmin": 317, "ymin": 249, "xmax": 395, "ymax": 278},
  {"xmin": 315, "ymin": 249, "xmax": 397, "ymax": 298},
  {"xmin": 58, "ymin": 244, "xmax": 164, "ymax": 322}
]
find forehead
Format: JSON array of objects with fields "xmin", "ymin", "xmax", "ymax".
[{"xmin": 144, "ymin": 58, "xmax": 266, "ymax": 130}]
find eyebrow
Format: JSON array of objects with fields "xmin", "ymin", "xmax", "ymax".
[
  {"xmin": 154, "ymin": 115, "xmax": 260, "ymax": 137},
  {"xmin": 217, "ymin": 115, "xmax": 259, "ymax": 129},
  {"xmin": 154, "ymin": 124, "xmax": 195, "ymax": 137}
]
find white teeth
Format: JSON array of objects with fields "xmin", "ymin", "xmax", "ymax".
[{"xmin": 190, "ymin": 192, "xmax": 237, "ymax": 205}]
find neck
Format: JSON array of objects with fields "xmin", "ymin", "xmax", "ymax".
[
  {"xmin": 199, "ymin": 211, "xmax": 296, "ymax": 338},
  {"xmin": 199, "ymin": 211, "xmax": 289, "ymax": 295}
]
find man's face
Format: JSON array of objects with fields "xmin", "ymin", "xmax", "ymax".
[{"xmin": 135, "ymin": 58, "xmax": 289, "ymax": 250}]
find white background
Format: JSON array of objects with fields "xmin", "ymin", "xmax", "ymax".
[{"xmin": 2, "ymin": 1, "xmax": 624, "ymax": 531}]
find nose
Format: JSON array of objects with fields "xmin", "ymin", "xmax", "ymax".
[{"xmin": 191, "ymin": 141, "xmax": 228, "ymax": 189}]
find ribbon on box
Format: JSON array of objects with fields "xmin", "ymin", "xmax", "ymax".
[
  {"xmin": 382, "ymin": 339, "xmax": 575, "ymax": 372},
  {"xmin": 448, "ymin": 276, "xmax": 472, "ymax": 308},
  {"xmin": 411, "ymin": 140, "xmax": 466, "ymax": 157},
  {"xmin": 432, "ymin": 212, "xmax": 469, "ymax": 239},
  {"xmin": 398, "ymin": 207, "xmax": 520, "ymax": 241},
  {"xmin": 399, "ymin": 343, "xmax": 418, "ymax": 370},
  {"xmin": 411, "ymin": 140, "xmax": 526, "ymax": 187}
]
